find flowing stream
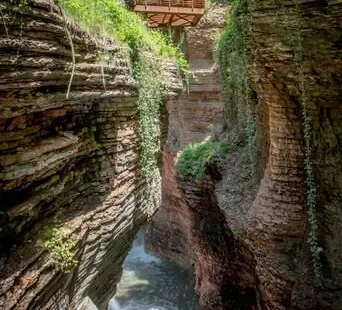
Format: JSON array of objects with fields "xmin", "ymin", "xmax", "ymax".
[{"xmin": 108, "ymin": 231, "xmax": 198, "ymax": 310}]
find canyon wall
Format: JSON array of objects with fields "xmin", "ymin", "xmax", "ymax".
[
  {"xmin": 0, "ymin": 1, "xmax": 182, "ymax": 309},
  {"xmin": 247, "ymin": 1, "xmax": 342, "ymax": 309},
  {"xmin": 147, "ymin": 1, "xmax": 342, "ymax": 310}
]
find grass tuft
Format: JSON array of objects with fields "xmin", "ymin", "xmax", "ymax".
[
  {"xmin": 176, "ymin": 139, "xmax": 229, "ymax": 182},
  {"xmin": 58, "ymin": 0, "xmax": 190, "ymax": 74}
]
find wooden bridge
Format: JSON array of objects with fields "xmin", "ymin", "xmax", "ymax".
[{"xmin": 133, "ymin": 0, "xmax": 205, "ymax": 27}]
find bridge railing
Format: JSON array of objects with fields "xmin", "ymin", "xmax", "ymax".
[{"xmin": 134, "ymin": 0, "xmax": 205, "ymax": 9}]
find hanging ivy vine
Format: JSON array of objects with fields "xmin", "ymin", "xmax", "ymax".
[
  {"xmin": 217, "ymin": 0, "xmax": 256, "ymax": 167},
  {"xmin": 293, "ymin": 4, "xmax": 321, "ymax": 278},
  {"xmin": 57, "ymin": 0, "xmax": 189, "ymax": 216},
  {"xmin": 133, "ymin": 51, "xmax": 164, "ymax": 212},
  {"xmin": 271, "ymin": 1, "xmax": 322, "ymax": 277}
]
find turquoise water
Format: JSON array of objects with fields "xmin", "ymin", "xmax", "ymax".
[{"xmin": 108, "ymin": 232, "xmax": 198, "ymax": 310}]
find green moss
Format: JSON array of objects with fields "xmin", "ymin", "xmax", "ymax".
[
  {"xmin": 176, "ymin": 139, "xmax": 229, "ymax": 182},
  {"xmin": 44, "ymin": 228, "xmax": 78, "ymax": 273}
]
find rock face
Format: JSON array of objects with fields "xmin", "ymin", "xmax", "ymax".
[
  {"xmin": 147, "ymin": 1, "xmax": 342, "ymax": 310},
  {"xmin": 0, "ymin": 1, "xmax": 181, "ymax": 309},
  {"xmin": 247, "ymin": 1, "xmax": 342, "ymax": 309},
  {"xmin": 177, "ymin": 170, "xmax": 259, "ymax": 310},
  {"xmin": 145, "ymin": 4, "xmax": 229, "ymax": 268}
]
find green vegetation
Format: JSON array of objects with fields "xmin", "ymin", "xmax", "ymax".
[
  {"xmin": 59, "ymin": 0, "xmax": 190, "ymax": 211},
  {"xmin": 232, "ymin": 226, "xmax": 246, "ymax": 239},
  {"xmin": 302, "ymin": 83, "xmax": 321, "ymax": 277},
  {"xmin": 274, "ymin": 2, "xmax": 321, "ymax": 277},
  {"xmin": 217, "ymin": 0, "xmax": 256, "ymax": 166},
  {"xmin": 176, "ymin": 139, "xmax": 229, "ymax": 182},
  {"xmin": 58, "ymin": 0, "xmax": 189, "ymax": 74},
  {"xmin": 9, "ymin": 0, "xmax": 27, "ymax": 6},
  {"xmin": 44, "ymin": 228, "xmax": 78, "ymax": 273},
  {"xmin": 135, "ymin": 51, "xmax": 164, "ymax": 206},
  {"xmin": 218, "ymin": 0, "xmax": 252, "ymax": 130},
  {"xmin": 292, "ymin": 6, "xmax": 321, "ymax": 277}
]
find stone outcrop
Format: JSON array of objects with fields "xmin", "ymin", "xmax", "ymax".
[
  {"xmin": 0, "ymin": 1, "xmax": 182, "ymax": 309},
  {"xmin": 177, "ymin": 169, "xmax": 258, "ymax": 310}
]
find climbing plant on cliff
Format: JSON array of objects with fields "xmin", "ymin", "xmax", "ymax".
[
  {"xmin": 217, "ymin": 0, "xmax": 256, "ymax": 168},
  {"xmin": 59, "ymin": 0, "xmax": 188, "ymax": 213},
  {"xmin": 134, "ymin": 51, "xmax": 164, "ymax": 207},
  {"xmin": 293, "ymin": 5, "xmax": 321, "ymax": 278},
  {"xmin": 274, "ymin": 2, "xmax": 322, "ymax": 277},
  {"xmin": 44, "ymin": 227, "xmax": 78, "ymax": 273}
]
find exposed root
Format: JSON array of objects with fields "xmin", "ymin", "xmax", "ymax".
[
  {"xmin": 0, "ymin": 5, "xmax": 9, "ymax": 38},
  {"xmin": 61, "ymin": 9, "xmax": 76, "ymax": 100},
  {"xmin": 100, "ymin": 62, "xmax": 107, "ymax": 91}
]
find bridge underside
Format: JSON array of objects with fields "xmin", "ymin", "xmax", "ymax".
[{"xmin": 133, "ymin": 4, "xmax": 204, "ymax": 27}]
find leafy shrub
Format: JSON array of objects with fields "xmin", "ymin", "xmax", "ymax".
[
  {"xmin": 176, "ymin": 139, "xmax": 229, "ymax": 182},
  {"xmin": 44, "ymin": 228, "xmax": 78, "ymax": 273}
]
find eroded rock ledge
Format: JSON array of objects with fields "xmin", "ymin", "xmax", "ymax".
[
  {"xmin": 0, "ymin": 1, "xmax": 182, "ymax": 309},
  {"xmin": 178, "ymin": 170, "xmax": 258, "ymax": 310}
]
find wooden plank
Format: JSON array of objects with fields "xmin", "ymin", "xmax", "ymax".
[
  {"xmin": 135, "ymin": 0, "xmax": 205, "ymax": 7},
  {"xmin": 174, "ymin": 13, "xmax": 194, "ymax": 24},
  {"xmin": 171, "ymin": 15, "xmax": 192, "ymax": 26},
  {"xmin": 161, "ymin": 12, "xmax": 168, "ymax": 24}
]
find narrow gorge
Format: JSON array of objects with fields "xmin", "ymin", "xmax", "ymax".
[{"xmin": 0, "ymin": 0, "xmax": 341, "ymax": 310}]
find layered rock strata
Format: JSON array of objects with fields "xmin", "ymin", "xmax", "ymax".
[
  {"xmin": 148, "ymin": 1, "xmax": 342, "ymax": 310},
  {"xmin": 247, "ymin": 1, "xmax": 342, "ymax": 309},
  {"xmin": 177, "ymin": 170, "xmax": 258, "ymax": 310},
  {"xmin": 0, "ymin": 1, "xmax": 182, "ymax": 309}
]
